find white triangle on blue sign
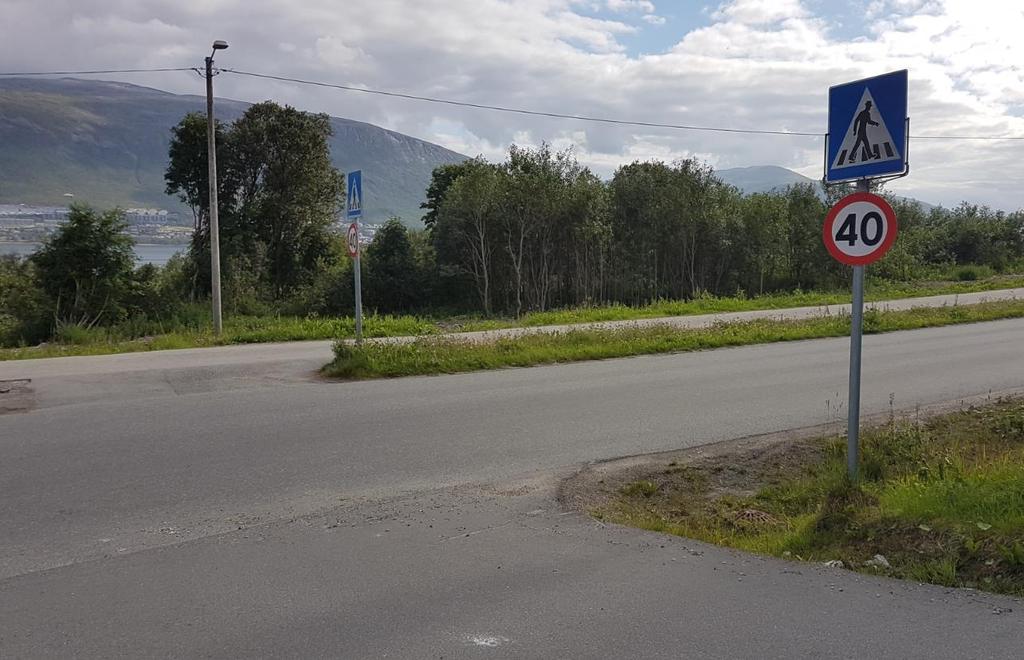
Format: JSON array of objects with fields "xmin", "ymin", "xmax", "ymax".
[
  {"xmin": 349, "ymin": 181, "xmax": 361, "ymax": 212},
  {"xmin": 831, "ymin": 88, "xmax": 901, "ymax": 170}
]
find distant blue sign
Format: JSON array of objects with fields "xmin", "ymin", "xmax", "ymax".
[
  {"xmin": 826, "ymin": 70, "xmax": 908, "ymax": 183},
  {"xmin": 347, "ymin": 170, "xmax": 362, "ymax": 219}
]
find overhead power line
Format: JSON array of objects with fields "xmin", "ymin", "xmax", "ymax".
[
  {"xmin": 220, "ymin": 68, "xmax": 1024, "ymax": 142},
  {"xmin": 904, "ymin": 133, "xmax": 1023, "ymax": 140},
  {"xmin": 0, "ymin": 67, "xmax": 196, "ymax": 76},
  {"xmin": 220, "ymin": 68, "xmax": 823, "ymax": 137},
  {"xmin": 2, "ymin": 66, "xmax": 1022, "ymax": 141}
]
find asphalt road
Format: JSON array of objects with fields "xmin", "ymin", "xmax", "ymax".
[{"xmin": 2, "ymin": 318, "xmax": 1024, "ymax": 657}]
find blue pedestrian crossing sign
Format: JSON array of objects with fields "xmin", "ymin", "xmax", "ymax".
[
  {"xmin": 346, "ymin": 170, "xmax": 363, "ymax": 219},
  {"xmin": 826, "ymin": 70, "xmax": 908, "ymax": 183}
]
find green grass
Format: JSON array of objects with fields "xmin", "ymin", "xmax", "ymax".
[
  {"xmin": 595, "ymin": 398, "xmax": 1024, "ymax": 597},
  {"xmin": 460, "ymin": 275, "xmax": 1024, "ymax": 330},
  {"xmin": 0, "ymin": 312, "xmax": 438, "ymax": 360},
  {"xmin": 3, "ymin": 273, "xmax": 1023, "ymax": 361},
  {"xmin": 322, "ymin": 299, "xmax": 1024, "ymax": 379}
]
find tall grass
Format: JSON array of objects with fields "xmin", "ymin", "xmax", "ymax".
[
  {"xmin": 323, "ymin": 300, "xmax": 1024, "ymax": 379},
  {"xmin": 4, "ymin": 273, "xmax": 1023, "ymax": 361},
  {"xmin": 598, "ymin": 398, "xmax": 1024, "ymax": 596}
]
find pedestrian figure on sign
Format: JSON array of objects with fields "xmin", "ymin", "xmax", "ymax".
[{"xmin": 850, "ymin": 100, "xmax": 879, "ymax": 162}]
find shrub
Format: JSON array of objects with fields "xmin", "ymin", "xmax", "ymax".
[
  {"xmin": 0, "ymin": 255, "xmax": 51, "ymax": 346},
  {"xmin": 32, "ymin": 205, "xmax": 136, "ymax": 327},
  {"xmin": 955, "ymin": 265, "xmax": 994, "ymax": 282}
]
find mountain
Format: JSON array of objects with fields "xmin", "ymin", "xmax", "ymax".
[
  {"xmin": 714, "ymin": 165, "xmax": 817, "ymax": 195},
  {"xmin": 0, "ymin": 77, "xmax": 467, "ymax": 225},
  {"xmin": 715, "ymin": 165, "xmax": 935, "ymax": 211}
]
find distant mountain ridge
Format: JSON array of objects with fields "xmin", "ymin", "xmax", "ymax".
[
  {"xmin": 714, "ymin": 165, "xmax": 817, "ymax": 195},
  {"xmin": 715, "ymin": 165, "xmax": 935, "ymax": 210},
  {"xmin": 0, "ymin": 79, "xmax": 939, "ymax": 225},
  {"xmin": 0, "ymin": 77, "xmax": 468, "ymax": 224}
]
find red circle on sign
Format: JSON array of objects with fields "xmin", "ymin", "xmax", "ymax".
[
  {"xmin": 822, "ymin": 192, "xmax": 898, "ymax": 266},
  {"xmin": 346, "ymin": 222, "xmax": 359, "ymax": 258}
]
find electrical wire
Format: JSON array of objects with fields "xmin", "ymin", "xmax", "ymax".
[
  {"xmin": 2, "ymin": 65, "xmax": 1022, "ymax": 141},
  {"xmin": 220, "ymin": 68, "xmax": 1024, "ymax": 141},
  {"xmin": 904, "ymin": 134, "xmax": 1023, "ymax": 140},
  {"xmin": 0, "ymin": 67, "xmax": 195, "ymax": 76},
  {"xmin": 220, "ymin": 68, "xmax": 823, "ymax": 137}
]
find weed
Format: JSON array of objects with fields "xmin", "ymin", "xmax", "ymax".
[
  {"xmin": 621, "ymin": 480, "xmax": 659, "ymax": 498},
  {"xmin": 905, "ymin": 558, "xmax": 960, "ymax": 587},
  {"xmin": 996, "ymin": 540, "xmax": 1024, "ymax": 567},
  {"xmin": 6, "ymin": 274, "xmax": 1024, "ymax": 361},
  {"xmin": 597, "ymin": 398, "xmax": 1024, "ymax": 598},
  {"xmin": 321, "ymin": 300, "xmax": 1024, "ymax": 380}
]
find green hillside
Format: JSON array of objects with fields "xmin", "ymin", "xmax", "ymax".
[{"xmin": 0, "ymin": 77, "xmax": 467, "ymax": 224}]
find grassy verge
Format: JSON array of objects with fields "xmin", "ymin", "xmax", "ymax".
[
  {"xmin": 454, "ymin": 275, "xmax": 1024, "ymax": 331},
  {"xmin": 3, "ymin": 274, "xmax": 1022, "ymax": 361},
  {"xmin": 589, "ymin": 398, "xmax": 1024, "ymax": 597},
  {"xmin": 323, "ymin": 299, "xmax": 1024, "ymax": 379},
  {"xmin": 0, "ymin": 313, "xmax": 438, "ymax": 361}
]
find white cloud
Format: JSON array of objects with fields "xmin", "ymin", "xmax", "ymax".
[
  {"xmin": 712, "ymin": 0, "xmax": 808, "ymax": 25},
  {"xmin": 0, "ymin": 0, "xmax": 1021, "ymax": 210},
  {"xmin": 642, "ymin": 14, "xmax": 666, "ymax": 25},
  {"xmin": 313, "ymin": 36, "xmax": 366, "ymax": 68},
  {"xmin": 605, "ymin": 0, "xmax": 656, "ymax": 13}
]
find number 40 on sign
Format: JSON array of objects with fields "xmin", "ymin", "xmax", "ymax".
[{"xmin": 823, "ymin": 192, "xmax": 898, "ymax": 266}]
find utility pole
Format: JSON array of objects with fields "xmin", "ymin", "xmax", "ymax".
[{"xmin": 205, "ymin": 40, "xmax": 229, "ymax": 335}]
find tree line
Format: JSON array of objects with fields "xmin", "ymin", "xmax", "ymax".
[
  {"xmin": 422, "ymin": 146, "xmax": 1024, "ymax": 315},
  {"xmin": 2, "ymin": 102, "xmax": 1023, "ymax": 347}
]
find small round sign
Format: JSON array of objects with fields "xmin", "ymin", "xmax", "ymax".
[
  {"xmin": 346, "ymin": 222, "xmax": 360, "ymax": 258},
  {"xmin": 823, "ymin": 192, "xmax": 898, "ymax": 266}
]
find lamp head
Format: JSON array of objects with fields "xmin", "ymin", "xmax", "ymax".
[{"xmin": 212, "ymin": 40, "xmax": 229, "ymax": 50}]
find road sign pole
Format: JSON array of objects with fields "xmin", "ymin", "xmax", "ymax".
[
  {"xmin": 846, "ymin": 178, "xmax": 870, "ymax": 480},
  {"xmin": 346, "ymin": 170, "xmax": 364, "ymax": 345},
  {"xmin": 353, "ymin": 220, "xmax": 363, "ymax": 345}
]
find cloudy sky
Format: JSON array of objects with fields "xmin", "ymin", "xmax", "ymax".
[{"xmin": 3, "ymin": 0, "xmax": 1022, "ymax": 209}]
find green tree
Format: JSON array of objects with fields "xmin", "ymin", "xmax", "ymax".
[
  {"xmin": 737, "ymin": 193, "xmax": 789, "ymax": 294},
  {"xmin": 227, "ymin": 102, "xmax": 344, "ymax": 297},
  {"xmin": 0, "ymin": 256, "xmax": 50, "ymax": 346},
  {"xmin": 501, "ymin": 144, "xmax": 579, "ymax": 315},
  {"xmin": 784, "ymin": 184, "xmax": 837, "ymax": 289},
  {"xmin": 421, "ymin": 159, "xmax": 487, "ymax": 229},
  {"xmin": 364, "ymin": 218, "xmax": 419, "ymax": 313},
  {"xmin": 165, "ymin": 103, "xmax": 344, "ymax": 301},
  {"xmin": 608, "ymin": 159, "xmax": 737, "ymax": 301},
  {"xmin": 164, "ymin": 113, "xmax": 233, "ymax": 235},
  {"xmin": 164, "ymin": 113, "xmax": 232, "ymax": 297},
  {"xmin": 436, "ymin": 164, "xmax": 504, "ymax": 313},
  {"xmin": 32, "ymin": 205, "xmax": 136, "ymax": 327}
]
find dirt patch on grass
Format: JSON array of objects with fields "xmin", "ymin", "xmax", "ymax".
[
  {"xmin": 559, "ymin": 392, "xmax": 992, "ymax": 514},
  {"xmin": 561, "ymin": 423, "xmax": 830, "ymax": 514},
  {"xmin": 560, "ymin": 389, "xmax": 1024, "ymax": 597}
]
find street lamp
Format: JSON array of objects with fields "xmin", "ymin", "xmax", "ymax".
[{"xmin": 205, "ymin": 40, "xmax": 228, "ymax": 334}]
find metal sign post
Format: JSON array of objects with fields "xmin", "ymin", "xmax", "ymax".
[
  {"xmin": 824, "ymin": 70, "xmax": 908, "ymax": 481},
  {"xmin": 847, "ymin": 179, "xmax": 868, "ymax": 479},
  {"xmin": 354, "ymin": 243, "xmax": 363, "ymax": 344},
  {"xmin": 823, "ymin": 187, "xmax": 899, "ymax": 480},
  {"xmin": 347, "ymin": 171, "xmax": 364, "ymax": 345}
]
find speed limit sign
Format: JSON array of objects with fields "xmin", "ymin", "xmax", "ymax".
[
  {"xmin": 822, "ymin": 192, "xmax": 898, "ymax": 266},
  {"xmin": 346, "ymin": 222, "xmax": 360, "ymax": 258}
]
